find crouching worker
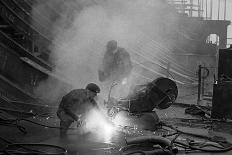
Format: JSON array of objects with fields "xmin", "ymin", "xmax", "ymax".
[{"xmin": 57, "ymin": 83, "xmax": 100, "ymax": 137}]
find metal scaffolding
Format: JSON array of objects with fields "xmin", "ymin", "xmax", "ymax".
[{"xmin": 167, "ymin": 0, "xmax": 227, "ymax": 20}]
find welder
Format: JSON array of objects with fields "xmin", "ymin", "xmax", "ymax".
[
  {"xmin": 56, "ymin": 83, "xmax": 100, "ymax": 137},
  {"xmin": 98, "ymin": 40, "xmax": 132, "ymax": 82}
]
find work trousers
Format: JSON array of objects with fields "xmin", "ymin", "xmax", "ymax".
[{"xmin": 57, "ymin": 110, "xmax": 74, "ymax": 137}]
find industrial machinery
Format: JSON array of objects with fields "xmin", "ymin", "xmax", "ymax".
[
  {"xmin": 212, "ymin": 47, "xmax": 232, "ymax": 119},
  {"xmin": 106, "ymin": 77, "xmax": 178, "ymax": 130}
]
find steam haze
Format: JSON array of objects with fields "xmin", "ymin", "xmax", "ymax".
[{"xmin": 32, "ymin": 0, "xmax": 179, "ymax": 103}]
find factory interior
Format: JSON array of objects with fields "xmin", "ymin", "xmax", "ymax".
[{"xmin": 1, "ymin": 0, "xmax": 232, "ymax": 154}]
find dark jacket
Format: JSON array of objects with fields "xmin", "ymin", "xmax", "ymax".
[
  {"xmin": 57, "ymin": 89, "xmax": 97, "ymax": 121},
  {"xmin": 99, "ymin": 47, "xmax": 132, "ymax": 81}
]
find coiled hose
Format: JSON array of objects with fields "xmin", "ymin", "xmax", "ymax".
[{"xmin": 120, "ymin": 135, "xmax": 176, "ymax": 155}]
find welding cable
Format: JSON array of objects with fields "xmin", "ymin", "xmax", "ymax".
[
  {"xmin": 108, "ymin": 81, "xmax": 118, "ymax": 103},
  {"xmin": 0, "ymin": 136, "xmax": 68, "ymax": 155},
  {"xmin": 20, "ymin": 118, "xmax": 59, "ymax": 128},
  {"xmin": 0, "ymin": 136, "xmax": 44, "ymax": 154},
  {"xmin": 195, "ymin": 105, "xmax": 211, "ymax": 117},
  {"xmin": 188, "ymin": 141, "xmax": 226, "ymax": 149},
  {"xmin": 0, "ymin": 118, "xmax": 27, "ymax": 134},
  {"xmin": 160, "ymin": 122, "xmax": 232, "ymax": 152},
  {"xmin": 119, "ymin": 144, "xmax": 147, "ymax": 155},
  {"xmin": 1, "ymin": 117, "xmax": 76, "ymax": 131},
  {"xmin": 160, "ymin": 122, "xmax": 215, "ymax": 141},
  {"xmin": 169, "ymin": 133, "xmax": 180, "ymax": 151},
  {"xmin": 162, "ymin": 129, "xmax": 232, "ymax": 153},
  {"xmin": 0, "ymin": 117, "xmax": 58, "ymax": 129},
  {"xmin": 126, "ymin": 135, "xmax": 172, "ymax": 147},
  {"xmin": 18, "ymin": 118, "xmax": 76, "ymax": 130},
  {"xmin": 124, "ymin": 135, "xmax": 175, "ymax": 154},
  {"xmin": 123, "ymin": 150, "xmax": 146, "ymax": 155},
  {"xmin": 0, "ymin": 107, "xmax": 59, "ymax": 133},
  {"xmin": 5, "ymin": 143, "xmax": 68, "ymax": 155},
  {"xmin": 0, "ymin": 98, "xmax": 56, "ymax": 119},
  {"xmin": 162, "ymin": 132, "xmax": 179, "ymax": 138},
  {"xmin": 119, "ymin": 144, "xmax": 172, "ymax": 155},
  {"xmin": 174, "ymin": 141, "xmax": 232, "ymax": 153},
  {"xmin": 122, "ymin": 149, "xmax": 171, "ymax": 155}
]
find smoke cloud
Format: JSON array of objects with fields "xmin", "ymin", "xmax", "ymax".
[{"xmin": 31, "ymin": 0, "xmax": 179, "ymax": 103}]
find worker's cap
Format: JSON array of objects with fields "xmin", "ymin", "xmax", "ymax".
[{"xmin": 86, "ymin": 83, "xmax": 100, "ymax": 93}]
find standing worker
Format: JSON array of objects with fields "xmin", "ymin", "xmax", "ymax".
[
  {"xmin": 98, "ymin": 40, "xmax": 132, "ymax": 82},
  {"xmin": 56, "ymin": 83, "xmax": 100, "ymax": 137},
  {"xmin": 98, "ymin": 40, "xmax": 118, "ymax": 81}
]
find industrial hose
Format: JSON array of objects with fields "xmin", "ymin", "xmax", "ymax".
[
  {"xmin": 175, "ymin": 141, "xmax": 232, "ymax": 153},
  {"xmin": 0, "ymin": 117, "xmax": 77, "ymax": 132},
  {"xmin": 160, "ymin": 122, "xmax": 232, "ymax": 153},
  {"xmin": 0, "ymin": 136, "xmax": 67, "ymax": 155},
  {"xmin": 126, "ymin": 135, "xmax": 171, "ymax": 147},
  {"xmin": 119, "ymin": 135, "xmax": 176, "ymax": 155},
  {"xmin": 119, "ymin": 144, "xmax": 172, "ymax": 155}
]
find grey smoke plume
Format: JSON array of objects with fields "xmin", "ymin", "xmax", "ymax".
[{"xmin": 32, "ymin": 0, "xmax": 179, "ymax": 103}]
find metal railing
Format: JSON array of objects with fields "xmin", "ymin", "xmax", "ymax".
[
  {"xmin": 197, "ymin": 65, "xmax": 215, "ymax": 104},
  {"xmin": 167, "ymin": 0, "xmax": 227, "ymax": 20}
]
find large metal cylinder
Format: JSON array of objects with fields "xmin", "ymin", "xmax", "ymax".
[
  {"xmin": 118, "ymin": 77, "xmax": 178, "ymax": 113},
  {"xmin": 108, "ymin": 77, "xmax": 178, "ymax": 130}
]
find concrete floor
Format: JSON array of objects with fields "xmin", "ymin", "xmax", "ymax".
[{"xmin": 1, "ymin": 103, "xmax": 232, "ymax": 155}]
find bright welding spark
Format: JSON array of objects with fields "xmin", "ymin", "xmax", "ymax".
[
  {"xmin": 121, "ymin": 78, "xmax": 127, "ymax": 85},
  {"xmin": 102, "ymin": 121, "xmax": 114, "ymax": 142},
  {"xmin": 112, "ymin": 111, "xmax": 130, "ymax": 127},
  {"xmin": 84, "ymin": 108, "xmax": 115, "ymax": 142}
]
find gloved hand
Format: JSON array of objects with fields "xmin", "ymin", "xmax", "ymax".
[
  {"xmin": 76, "ymin": 114, "xmax": 86, "ymax": 127},
  {"xmin": 76, "ymin": 120, "xmax": 82, "ymax": 127},
  {"xmin": 76, "ymin": 119, "xmax": 86, "ymax": 127}
]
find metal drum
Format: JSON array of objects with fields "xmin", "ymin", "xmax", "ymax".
[
  {"xmin": 108, "ymin": 77, "xmax": 177, "ymax": 130},
  {"xmin": 152, "ymin": 77, "xmax": 178, "ymax": 109},
  {"xmin": 118, "ymin": 77, "xmax": 178, "ymax": 113}
]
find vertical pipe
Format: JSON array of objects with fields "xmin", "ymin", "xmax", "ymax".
[
  {"xmin": 201, "ymin": 0, "xmax": 204, "ymax": 18},
  {"xmin": 198, "ymin": 0, "xmax": 201, "ymax": 17},
  {"xmin": 202, "ymin": 68, "xmax": 205, "ymax": 96},
  {"xmin": 183, "ymin": 0, "xmax": 186, "ymax": 15},
  {"xmin": 210, "ymin": 0, "xmax": 213, "ymax": 19},
  {"xmin": 224, "ymin": 0, "xmax": 227, "ymax": 20},
  {"xmin": 218, "ymin": 0, "xmax": 221, "ymax": 20},
  {"xmin": 182, "ymin": 0, "xmax": 185, "ymax": 14},
  {"xmin": 202, "ymin": 78, "xmax": 204, "ymax": 96},
  {"xmin": 190, "ymin": 0, "xmax": 193, "ymax": 17},
  {"xmin": 206, "ymin": 0, "xmax": 208, "ymax": 19},
  {"xmin": 198, "ymin": 65, "xmax": 202, "ymax": 105}
]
